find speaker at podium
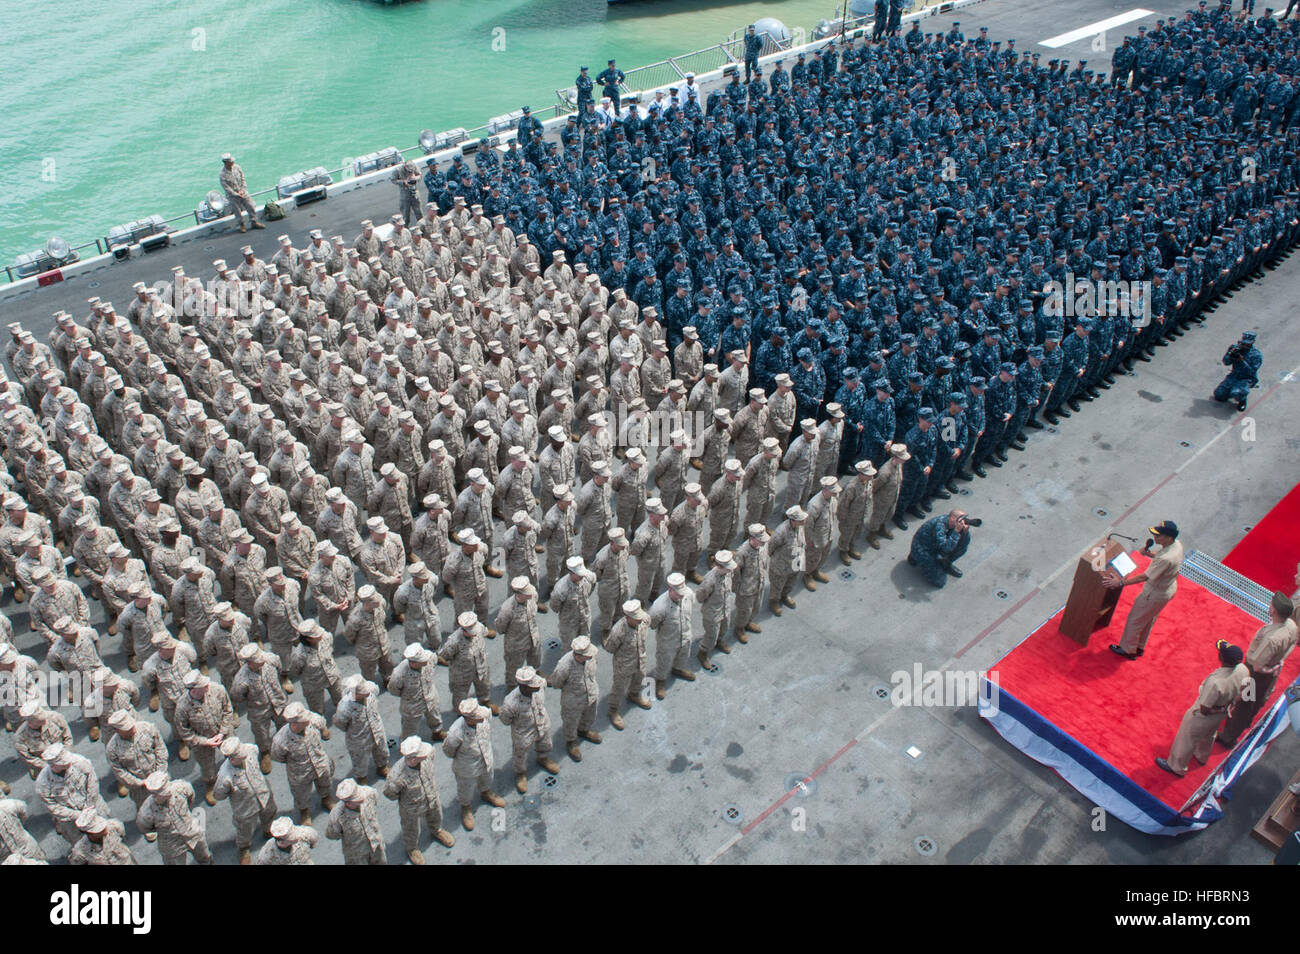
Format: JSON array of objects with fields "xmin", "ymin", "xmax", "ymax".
[{"xmin": 1058, "ymin": 537, "xmax": 1138, "ymax": 646}]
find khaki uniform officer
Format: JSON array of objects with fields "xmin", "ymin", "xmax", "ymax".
[
  {"xmin": 1107, "ymin": 520, "xmax": 1185, "ymax": 659},
  {"xmin": 1156, "ymin": 640, "xmax": 1249, "ymax": 777},
  {"xmin": 1216, "ymin": 592, "xmax": 1298, "ymax": 747}
]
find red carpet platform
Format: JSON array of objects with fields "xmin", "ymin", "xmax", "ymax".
[
  {"xmin": 982, "ymin": 544, "xmax": 1300, "ymax": 834},
  {"xmin": 1223, "ymin": 480, "xmax": 1300, "ymax": 594}
]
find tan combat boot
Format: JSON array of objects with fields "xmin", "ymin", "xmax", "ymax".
[
  {"xmin": 408, "ymin": 849, "xmax": 426, "ymax": 865},
  {"xmin": 781, "ymin": 594, "xmax": 796, "ymax": 610},
  {"xmin": 239, "ymin": 847, "xmax": 251, "ymax": 865},
  {"xmin": 578, "ymin": 729, "xmax": 602, "ymax": 743},
  {"xmin": 567, "ymin": 742, "xmax": 583, "ymax": 762},
  {"xmin": 300, "ymin": 809, "xmax": 312, "ymax": 825},
  {"xmin": 697, "ymin": 649, "xmax": 710, "ymax": 668},
  {"xmin": 714, "ymin": 638, "xmax": 731, "ymax": 654},
  {"xmin": 515, "ymin": 773, "xmax": 528, "ymax": 794},
  {"xmin": 802, "ymin": 574, "xmax": 818, "ymax": 591},
  {"xmin": 205, "ymin": 782, "xmax": 216, "ymax": 807},
  {"xmin": 481, "ymin": 790, "xmax": 505, "ymax": 808},
  {"xmin": 813, "ymin": 570, "xmax": 830, "ymax": 583},
  {"xmin": 670, "ymin": 668, "xmax": 695, "ymax": 683},
  {"xmin": 434, "ymin": 828, "xmax": 455, "ymax": 847},
  {"xmin": 655, "ymin": 679, "xmax": 667, "ymax": 700},
  {"xmin": 608, "ymin": 708, "xmax": 626, "ymax": 731},
  {"xmin": 630, "ymin": 694, "xmax": 652, "ymax": 711},
  {"xmin": 768, "ymin": 600, "xmax": 783, "ymax": 617},
  {"xmin": 538, "ymin": 755, "xmax": 561, "ymax": 773}
]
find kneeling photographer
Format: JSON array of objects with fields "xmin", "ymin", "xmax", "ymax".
[{"xmin": 908, "ymin": 509, "xmax": 980, "ymax": 588}]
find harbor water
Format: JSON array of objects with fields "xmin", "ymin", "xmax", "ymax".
[{"xmin": 1, "ymin": 0, "xmax": 845, "ymax": 268}]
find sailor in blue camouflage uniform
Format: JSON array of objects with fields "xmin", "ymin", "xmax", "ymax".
[
  {"xmin": 979, "ymin": 363, "xmax": 1017, "ymax": 470},
  {"xmin": 927, "ymin": 391, "xmax": 968, "ymax": 500},
  {"xmin": 908, "ymin": 510, "xmax": 972, "ymax": 588},
  {"xmin": 744, "ymin": 25, "xmax": 764, "ymax": 83},
  {"xmin": 1045, "ymin": 317, "xmax": 1090, "ymax": 424},
  {"xmin": 893, "ymin": 371, "xmax": 925, "ymax": 442},
  {"xmin": 791, "ymin": 348, "xmax": 825, "ymax": 424},
  {"xmin": 1030, "ymin": 333, "xmax": 1062, "ymax": 430},
  {"xmin": 862, "ymin": 379, "xmax": 897, "ymax": 468},
  {"xmin": 893, "ymin": 407, "xmax": 937, "ymax": 529},
  {"xmin": 1213, "ymin": 331, "xmax": 1263, "ymax": 410},
  {"xmin": 575, "ymin": 66, "xmax": 594, "ymax": 112},
  {"xmin": 1005, "ymin": 345, "xmax": 1044, "ymax": 451},
  {"xmin": 834, "ymin": 367, "xmax": 868, "ymax": 472},
  {"xmin": 753, "ymin": 326, "xmax": 792, "ymax": 394},
  {"xmin": 956, "ymin": 377, "xmax": 988, "ymax": 481}
]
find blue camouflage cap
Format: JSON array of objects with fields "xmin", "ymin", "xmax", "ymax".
[
  {"xmin": 999, "ymin": 362, "xmax": 1018, "ymax": 375},
  {"xmin": 874, "ymin": 378, "xmax": 893, "ymax": 394},
  {"xmin": 907, "ymin": 371, "xmax": 924, "ymax": 384},
  {"xmin": 970, "ymin": 376, "xmax": 987, "ymax": 390},
  {"xmin": 948, "ymin": 391, "xmax": 967, "ymax": 408},
  {"xmin": 797, "ymin": 348, "xmax": 814, "ymax": 361},
  {"xmin": 918, "ymin": 407, "xmax": 936, "ymax": 423}
]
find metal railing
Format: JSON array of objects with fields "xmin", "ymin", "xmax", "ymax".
[
  {"xmin": 552, "ymin": 35, "xmax": 793, "ymax": 110},
  {"xmin": 1, "ymin": 102, "xmax": 571, "ymax": 287}
]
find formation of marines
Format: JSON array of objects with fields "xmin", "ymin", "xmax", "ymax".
[{"xmin": 4, "ymin": 7, "xmax": 1300, "ymax": 864}]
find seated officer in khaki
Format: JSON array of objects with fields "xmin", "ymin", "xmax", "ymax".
[
  {"xmin": 1104, "ymin": 519, "xmax": 1185, "ymax": 660},
  {"xmin": 1156, "ymin": 640, "xmax": 1248, "ymax": 777}
]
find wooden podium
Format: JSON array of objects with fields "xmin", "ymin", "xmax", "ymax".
[
  {"xmin": 1058, "ymin": 538, "xmax": 1127, "ymax": 646},
  {"xmin": 1251, "ymin": 768, "xmax": 1300, "ymax": 852}
]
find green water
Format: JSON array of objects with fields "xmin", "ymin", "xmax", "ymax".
[{"xmin": 2, "ymin": 0, "xmax": 841, "ymax": 270}]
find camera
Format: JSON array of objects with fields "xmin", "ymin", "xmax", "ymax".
[{"xmin": 964, "ymin": 517, "xmax": 983, "ymax": 527}]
